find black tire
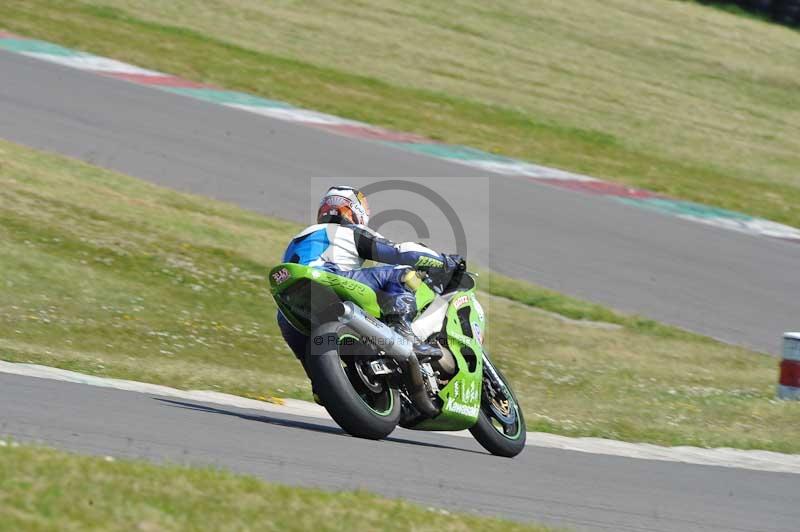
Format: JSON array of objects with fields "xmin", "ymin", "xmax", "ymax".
[
  {"xmin": 469, "ymin": 362, "xmax": 527, "ymax": 457},
  {"xmin": 308, "ymin": 322, "xmax": 401, "ymax": 440}
]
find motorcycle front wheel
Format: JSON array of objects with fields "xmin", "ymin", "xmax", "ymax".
[
  {"xmin": 308, "ymin": 321, "xmax": 401, "ymax": 440},
  {"xmin": 469, "ymin": 357, "xmax": 527, "ymax": 457}
]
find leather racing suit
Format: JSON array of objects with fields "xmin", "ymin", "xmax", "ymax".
[{"xmin": 276, "ymin": 222, "xmax": 458, "ymax": 367}]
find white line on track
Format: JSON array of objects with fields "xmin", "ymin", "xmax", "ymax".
[
  {"xmin": 1, "ymin": 360, "xmax": 798, "ymax": 474},
  {"xmin": 20, "ymin": 52, "xmax": 165, "ymax": 76}
]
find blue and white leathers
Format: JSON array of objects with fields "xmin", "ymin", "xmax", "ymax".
[{"xmin": 283, "ymin": 223, "xmax": 445, "ymax": 272}]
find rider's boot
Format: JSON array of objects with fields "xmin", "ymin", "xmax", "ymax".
[
  {"xmin": 298, "ymin": 354, "xmax": 324, "ymax": 406},
  {"xmin": 382, "ymin": 292, "xmax": 443, "ymax": 361}
]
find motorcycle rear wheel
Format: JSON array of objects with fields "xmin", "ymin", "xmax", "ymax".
[{"xmin": 308, "ymin": 321, "xmax": 401, "ymax": 440}]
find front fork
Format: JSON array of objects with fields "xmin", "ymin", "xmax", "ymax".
[
  {"xmin": 481, "ymin": 352, "xmax": 516, "ymax": 422},
  {"xmin": 482, "ymin": 352, "xmax": 508, "ymax": 396}
]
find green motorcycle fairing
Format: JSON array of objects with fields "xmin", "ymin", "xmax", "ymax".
[
  {"xmin": 410, "ymin": 287, "xmax": 485, "ymax": 431},
  {"xmin": 270, "ymin": 264, "xmax": 438, "ymax": 335},
  {"xmin": 269, "ymin": 263, "xmax": 381, "ymax": 335},
  {"xmin": 414, "ymin": 279, "xmax": 436, "ymax": 312}
]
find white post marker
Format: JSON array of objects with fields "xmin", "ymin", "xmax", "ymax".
[{"xmin": 778, "ymin": 332, "xmax": 800, "ymax": 400}]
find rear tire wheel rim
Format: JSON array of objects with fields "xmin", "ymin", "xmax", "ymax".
[
  {"xmin": 354, "ymin": 358, "xmax": 384, "ymax": 393},
  {"xmin": 337, "ymin": 333, "xmax": 395, "ymax": 417}
]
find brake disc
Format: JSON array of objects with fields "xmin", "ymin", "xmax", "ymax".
[
  {"xmin": 354, "ymin": 358, "xmax": 384, "ymax": 393},
  {"xmin": 485, "ymin": 379, "xmax": 516, "ymax": 425}
]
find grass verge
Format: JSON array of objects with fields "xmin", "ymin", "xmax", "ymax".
[
  {"xmin": 1, "ymin": 0, "xmax": 799, "ymax": 228},
  {"xmin": 0, "ymin": 443, "xmax": 553, "ymax": 531},
  {"xmin": 1, "ymin": 140, "xmax": 797, "ymax": 452}
]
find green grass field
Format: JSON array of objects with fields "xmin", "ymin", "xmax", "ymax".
[
  {"xmin": 2, "ymin": 0, "xmax": 799, "ymax": 228},
  {"xmin": 2, "ymin": 139, "xmax": 797, "ymax": 452},
  {"xmin": 0, "ymin": 443, "xmax": 554, "ymax": 532}
]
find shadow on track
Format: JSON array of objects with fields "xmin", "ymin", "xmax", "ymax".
[{"xmin": 154, "ymin": 398, "xmax": 484, "ymax": 454}]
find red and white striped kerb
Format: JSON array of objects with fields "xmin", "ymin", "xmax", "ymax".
[{"xmin": 778, "ymin": 332, "xmax": 800, "ymax": 400}]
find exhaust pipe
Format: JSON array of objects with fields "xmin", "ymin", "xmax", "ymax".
[{"xmin": 336, "ymin": 302, "xmax": 440, "ymax": 417}]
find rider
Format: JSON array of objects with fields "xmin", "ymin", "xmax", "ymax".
[{"xmin": 277, "ymin": 185, "xmax": 463, "ymax": 382}]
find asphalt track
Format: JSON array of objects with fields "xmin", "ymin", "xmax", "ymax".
[
  {"xmin": 2, "ymin": 48, "xmax": 800, "ymax": 531},
  {"xmin": 1, "ymin": 50, "xmax": 799, "ymax": 354},
  {"xmin": 3, "ymin": 373, "xmax": 799, "ymax": 532}
]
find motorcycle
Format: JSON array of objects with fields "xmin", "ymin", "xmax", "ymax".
[{"xmin": 268, "ymin": 261, "xmax": 526, "ymax": 457}]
